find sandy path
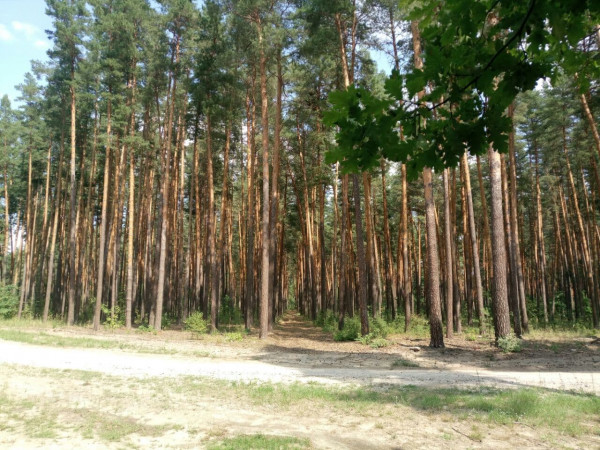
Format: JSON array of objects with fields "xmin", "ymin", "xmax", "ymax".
[{"xmin": 1, "ymin": 339, "xmax": 598, "ymax": 394}]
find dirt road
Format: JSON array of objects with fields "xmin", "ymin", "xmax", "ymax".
[
  {"xmin": 1, "ymin": 314, "xmax": 599, "ymax": 449},
  {"xmin": 1, "ymin": 312, "xmax": 599, "ymax": 393}
]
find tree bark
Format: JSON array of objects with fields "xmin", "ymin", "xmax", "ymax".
[{"xmin": 487, "ymin": 144, "xmax": 512, "ymax": 340}]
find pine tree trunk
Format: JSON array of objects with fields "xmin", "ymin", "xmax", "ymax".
[
  {"xmin": 507, "ymin": 107, "xmax": 529, "ymax": 333},
  {"xmin": 206, "ymin": 111, "xmax": 218, "ymax": 332},
  {"xmin": 461, "ymin": 153, "xmax": 485, "ymax": 332},
  {"xmin": 443, "ymin": 168, "xmax": 453, "ymax": 338},
  {"xmin": 487, "ymin": 145, "xmax": 512, "ymax": 340},
  {"xmin": 67, "ymin": 72, "xmax": 78, "ymax": 326},
  {"xmin": 43, "ymin": 129, "xmax": 65, "ymax": 323},
  {"xmin": 352, "ymin": 173, "xmax": 369, "ymax": 336},
  {"xmin": 245, "ymin": 84, "xmax": 256, "ymax": 330}
]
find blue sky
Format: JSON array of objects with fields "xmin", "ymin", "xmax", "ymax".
[{"xmin": 0, "ymin": 0, "xmax": 52, "ymax": 104}]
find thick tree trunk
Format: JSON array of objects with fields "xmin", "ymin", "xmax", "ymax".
[{"xmin": 423, "ymin": 168, "xmax": 444, "ymax": 347}]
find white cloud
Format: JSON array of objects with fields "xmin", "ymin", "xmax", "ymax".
[
  {"xmin": 12, "ymin": 21, "xmax": 39, "ymax": 40},
  {"xmin": 0, "ymin": 24, "xmax": 15, "ymax": 42},
  {"xmin": 34, "ymin": 39, "xmax": 49, "ymax": 49}
]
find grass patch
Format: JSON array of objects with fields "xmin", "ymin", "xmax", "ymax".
[
  {"xmin": 207, "ymin": 433, "xmax": 311, "ymax": 449},
  {"xmin": 3, "ymin": 365, "xmax": 599, "ymax": 446},
  {"xmin": 82, "ymin": 410, "xmax": 173, "ymax": 442},
  {"xmin": 391, "ymin": 358, "xmax": 420, "ymax": 368},
  {"xmin": 0, "ymin": 317, "xmax": 63, "ymax": 329},
  {"xmin": 228, "ymin": 382, "xmax": 599, "ymax": 437},
  {"xmin": 0, "ymin": 329, "xmax": 215, "ymax": 357}
]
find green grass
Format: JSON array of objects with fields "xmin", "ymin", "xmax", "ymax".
[
  {"xmin": 391, "ymin": 358, "xmax": 420, "ymax": 368},
  {"xmin": 222, "ymin": 381, "xmax": 599, "ymax": 437},
  {"xmin": 0, "ymin": 329, "xmax": 213, "ymax": 357},
  {"xmin": 3, "ymin": 365, "xmax": 599, "ymax": 446},
  {"xmin": 207, "ymin": 434, "xmax": 311, "ymax": 450},
  {"xmin": 0, "ymin": 388, "xmax": 176, "ymax": 443},
  {"xmin": 0, "ymin": 317, "xmax": 63, "ymax": 329}
]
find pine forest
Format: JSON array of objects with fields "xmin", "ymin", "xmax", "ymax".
[{"xmin": 1, "ymin": 0, "xmax": 600, "ymax": 447}]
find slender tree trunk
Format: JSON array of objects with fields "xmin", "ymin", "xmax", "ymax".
[
  {"xmin": 93, "ymin": 96, "xmax": 112, "ymax": 330},
  {"xmin": 67, "ymin": 70, "xmax": 78, "ymax": 326},
  {"xmin": 352, "ymin": 174, "xmax": 369, "ymax": 336},
  {"xmin": 245, "ymin": 83, "xmax": 256, "ymax": 330},
  {"xmin": 125, "ymin": 72, "xmax": 136, "ymax": 329},
  {"xmin": 443, "ymin": 168, "xmax": 453, "ymax": 338},
  {"xmin": 507, "ymin": 107, "xmax": 528, "ymax": 333},
  {"xmin": 206, "ymin": 111, "xmax": 218, "ymax": 332},
  {"xmin": 43, "ymin": 125, "xmax": 65, "ymax": 323},
  {"xmin": 269, "ymin": 49, "xmax": 282, "ymax": 328},
  {"xmin": 155, "ymin": 36, "xmax": 180, "ymax": 330},
  {"xmin": 488, "ymin": 144, "xmax": 512, "ymax": 340},
  {"xmin": 257, "ymin": 16, "xmax": 270, "ymax": 339},
  {"xmin": 461, "ymin": 153, "xmax": 485, "ymax": 333}
]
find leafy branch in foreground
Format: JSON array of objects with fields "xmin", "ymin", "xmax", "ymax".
[{"xmin": 325, "ymin": 0, "xmax": 599, "ymax": 178}]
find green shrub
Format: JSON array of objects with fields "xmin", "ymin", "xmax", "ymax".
[
  {"xmin": 184, "ymin": 311, "xmax": 208, "ymax": 335},
  {"xmin": 369, "ymin": 316, "xmax": 389, "ymax": 338},
  {"xmin": 100, "ymin": 304, "xmax": 125, "ymax": 329},
  {"xmin": 497, "ymin": 333, "xmax": 522, "ymax": 353},
  {"xmin": 357, "ymin": 333, "xmax": 390, "ymax": 348},
  {"xmin": 315, "ymin": 310, "xmax": 337, "ymax": 333},
  {"xmin": 220, "ymin": 295, "xmax": 243, "ymax": 325},
  {"xmin": 224, "ymin": 331, "xmax": 244, "ymax": 342},
  {"xmin": 334, "ymin": 316, "xmax": 361, "ymax": 341},
  {"xmin": 0, "ymin": 285, "xmax": 19, "ymax": 319}
]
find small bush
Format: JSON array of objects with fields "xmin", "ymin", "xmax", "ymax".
[
  {"xmin": 334, "ymin": 316, "xmax": 361, "ymax": 341},
  {"xmin": 220, "ymin": 295, "xmax": 243, "ymax": 325},
  {"xmin": 184, "ymin": 311, "xmax": 209, "ymax": 335},
  {"xmin": 224, "ymin": 331, "xmax": 244, "ymax": 342},
  {"xmin": 315, "ymin": 310, "xmax": 337, "ymax": 333},
  {"xmin": 137, "ymin": 324, "xmax": 156, "ymax": 334},
  {"xmin": 100, "ymin": 304, "xmax": 125, "ymax": 329},
  {"xmin": 497, "ymin": 333, "xmax": 522, "ymax": 353},
  {"xmin": 0, "ymin": 285, "xmax": 20, "ymax": 319},
  {"xmin": 369, "ymin": 316, "xmax": 389, "ymax": 339},
  {"xmin": 357, "ymin": 334, "xmax": 390, "ymax": 348}
]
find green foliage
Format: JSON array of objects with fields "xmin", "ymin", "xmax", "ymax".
[
  {"xmin": 357, "ymin": 334, "xmax": 390, "ymax": 348},
  {"xmin": 356, "ymin": 317, "xmax": 390, "ymax": 347},
  {"xmin": 369, "ymin": 316, "xmax": 389, "ymax": 339},
  {"xmin": 497, "ymin": 333, "xmax": 522, "ymax": 353},
  {"xmin": 136, "ymin": 324, "xmax": 157, "ymax": 334},
  {"xmin": 100, "ymin": 304, "xmax": 125, "ymax": 329},
  {"xmin": 325, "ymin": 1, "xmax": 599, "ymax": 178},
  {"xmin": 184, "ymin": 311, "xmax": 209, "ymax": 336},
  {"xmin": 78, "ymin": 298, "xmax": 96, "ymax": 325},
  {"xmin": 223, "ymin": 331, "xmax": 244, "ymax": 342},
  {"xmin": 0, "ymin": 285, "xmax": 20, "ymax": 319},
  {"xmin": 334, "ymin": 315, "xmax": 390, "ymax": 346},
  {"xmin": 220, "ymin": 296, "xmax": 243, "ymax": 325},
  {"xmin": 161, "ymin": 313, "xmax": 177, "ymax": 330},
  {"xmin": 333, "ymin": 316, "xmax": 361, "ymax": 341},
  {"xmin": 314, "ymin": 310, "xmax": 337, "ymax": 333}
]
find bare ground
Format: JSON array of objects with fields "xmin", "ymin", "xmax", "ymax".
[{"xmin": 0, "ymin": 312, "xmax": 599, "ymax": 449}]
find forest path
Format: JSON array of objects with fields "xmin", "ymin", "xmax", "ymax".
[{"xmin": 1, "ymin": 312, "xmax": 599, "ymax": 393}]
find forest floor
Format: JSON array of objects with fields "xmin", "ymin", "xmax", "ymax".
[{"xmin": 0, "ymin": 312, "xmax": 599, "ymax": 449}]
